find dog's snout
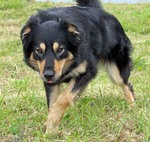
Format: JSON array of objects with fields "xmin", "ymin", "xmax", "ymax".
[{"xmin": 44, "ymin": 70, "xmax": 54, "ymax": 81}]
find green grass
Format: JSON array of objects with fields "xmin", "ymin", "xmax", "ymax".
[{"xmin": 0, "ymin": 1, "xmax": 150, "ymax": 141}]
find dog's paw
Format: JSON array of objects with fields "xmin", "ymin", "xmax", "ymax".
[
  {"xmin": 44, "ymin": 120, "xmax": 59, "ymax": 134},
  {"xmin": 44, "ymin": 113, "xmax": 62, "ymax": 134},
  {"xmin": 45, "ymin": 124, "xmax": 59, "ymax": 134},
  {"xmin": 129, "ymin": 101, "xmax": 136, "ymax": 107}
]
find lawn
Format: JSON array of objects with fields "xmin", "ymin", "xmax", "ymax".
[{"xmin": 0, "ymin": 0, "xmax": 150, "ymax": 141}]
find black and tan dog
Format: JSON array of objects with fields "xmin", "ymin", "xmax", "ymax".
[{"xmin": 21, "ymin": 0, "xmax": 135, "ymax": 133}]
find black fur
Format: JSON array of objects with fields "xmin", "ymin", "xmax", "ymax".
[{"xmin": 21, "ymin": 0, "xmax": 134, "ymax": 109}]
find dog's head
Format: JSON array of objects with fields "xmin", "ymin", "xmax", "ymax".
[{"xmin": 21, "ymin": 16, "xmax": 82, "ymax": 84}]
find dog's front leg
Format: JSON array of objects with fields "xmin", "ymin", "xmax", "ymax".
[
  {"xmin": 45, "ymin": 80, "xmax": 78, "ymax": 133},
  {"xmin": 45, "ymin": 68, "xmax": 97, "ymax": 133},
  {"xmin": 44, "ymin": 83, "xmax": 60, "ymax": 109}
]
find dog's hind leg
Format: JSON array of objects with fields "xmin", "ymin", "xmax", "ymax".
[{"xmin": 105, "ymin": 62, "xmax": 135, "ymax": 106}]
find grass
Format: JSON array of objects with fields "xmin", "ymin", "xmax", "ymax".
[{"xmin": 0, "ymin": 0, "xmax": 150, "ymax": 141}]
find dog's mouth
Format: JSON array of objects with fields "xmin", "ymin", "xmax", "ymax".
[
  {"xmin": 40, "ymin": 73, "xmax": 60, "ymax": 84},
  {"xmin": 45, "ymin": 79, "xmax": 54, "ymax": 84},
  {"xmin": 43, "ymin": 77, "xmax": 57, "ymax": 84}
]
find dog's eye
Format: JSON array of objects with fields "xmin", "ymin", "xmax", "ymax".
[
  {"xmin": 56, "ymin": 47, "xmax": 65, "ymax": 55},
  {"xmin": 35, "ymin": 48, "xmax": 43, "ymax": 55}
]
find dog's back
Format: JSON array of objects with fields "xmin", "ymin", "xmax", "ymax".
[{"xmin": 76, "ymin": 0, "xmax": 102, "ymax": 8}]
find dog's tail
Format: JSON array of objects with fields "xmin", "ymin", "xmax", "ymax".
[{"xmin": 76, "ymin": 0, "xmax": 102, "ymax": 8}]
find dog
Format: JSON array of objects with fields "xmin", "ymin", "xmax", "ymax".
[{"xmin": 20, "ymin": 0, "xmax": 135, "ymax": 133}]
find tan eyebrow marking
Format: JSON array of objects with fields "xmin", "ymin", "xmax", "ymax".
[
  {"xmin": 53, "ymin": 42, "xmax": 59, "ymax": 52},
  {"xmin": 39, "ymin": 43, "xmax": 46, "ymax": 52}
]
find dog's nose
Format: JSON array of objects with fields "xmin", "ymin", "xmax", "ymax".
[{"xmin": 44, "ymin": 70, "xmax": 54, "ymax": 81}]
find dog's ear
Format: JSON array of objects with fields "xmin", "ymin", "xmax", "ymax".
[
  {"xmin": 65, "ymin": 23, "xmax": 82, "ymax": 46},
  {"xmin": 67, "ymin": 24, "xmax": 81, "ymax": 40},
  {"xmin": 21, "ymin": 16, "xmax": 40, "ymax": 58},
  {"xmin": 21, "ymin": 26, "xmax": 31, "ymax": 42},
  {"xmin": 21, "ymin": 24, "xmax": 32, "ymax": 58}
]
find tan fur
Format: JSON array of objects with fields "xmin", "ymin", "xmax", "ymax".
[
  {"xmin": 67, "ymin": 51, "xmax": 74, "ymax": 61},
  {"xmin": 54, "ymin": 59, "xmax": 66, "ymax": 77},
  {"xmin": 52, "ymin": 42, "xmax": 59, "ymax": 52},
  {"xmin": 62, "ymin": 51, "xmax": 74, "ymax": 72},
  {"xmin": 68, "ymin": 24, "xmax": 79, "ymax": 34},
  {"xmin": 29, "ymin": 52, "xmax": 38, "ymax": 70},
  {"xmin": 22, "ymin": 27, "xmax": 31, "ymax": 40},
  {"xmin": 45, "ymin": 80, "xmax": 78, "ymax": 133},
  {"xmin": 54, "ymin": 52, "xmax": 74, "ymax": 77},
  {"xmin": 23, "ymin": 27, "xmax": 31, "ymax": 35},
  {"xmin": 105, "ymin": 62, "xmax": 123, "ymax": 85},
  {"xmin": 53, "ymin": 43, "xmax": 74, "ymax": 77},
  {"xmin": 49, "ymin": 85, "xmax": 60, "ymax": 108},
  {"xmin": 40, "ymin": 43, "xmax": 46, "ymax": 53},
  {"xmin": 122, "ymin": 85, "xmax": 135, "ymax": 105},
  {"xmin": 105, "ymin": 62, "xmax": 135, "ymax": 105},
  {"xmin": 66, "ymin": 61, "xmax": 87, "ymax": 78},
  {"xmin": 37, "ymin": 60, "xmax": 46, "ymax": 77},
  {"xmin": 71, "ymin": 61, "xmax": 87, "ymax": 76}
]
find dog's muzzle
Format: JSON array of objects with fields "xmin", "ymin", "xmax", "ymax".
[{"xmin": 43, "ymin": 70, "xmax": 55, "ymax": 83}]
